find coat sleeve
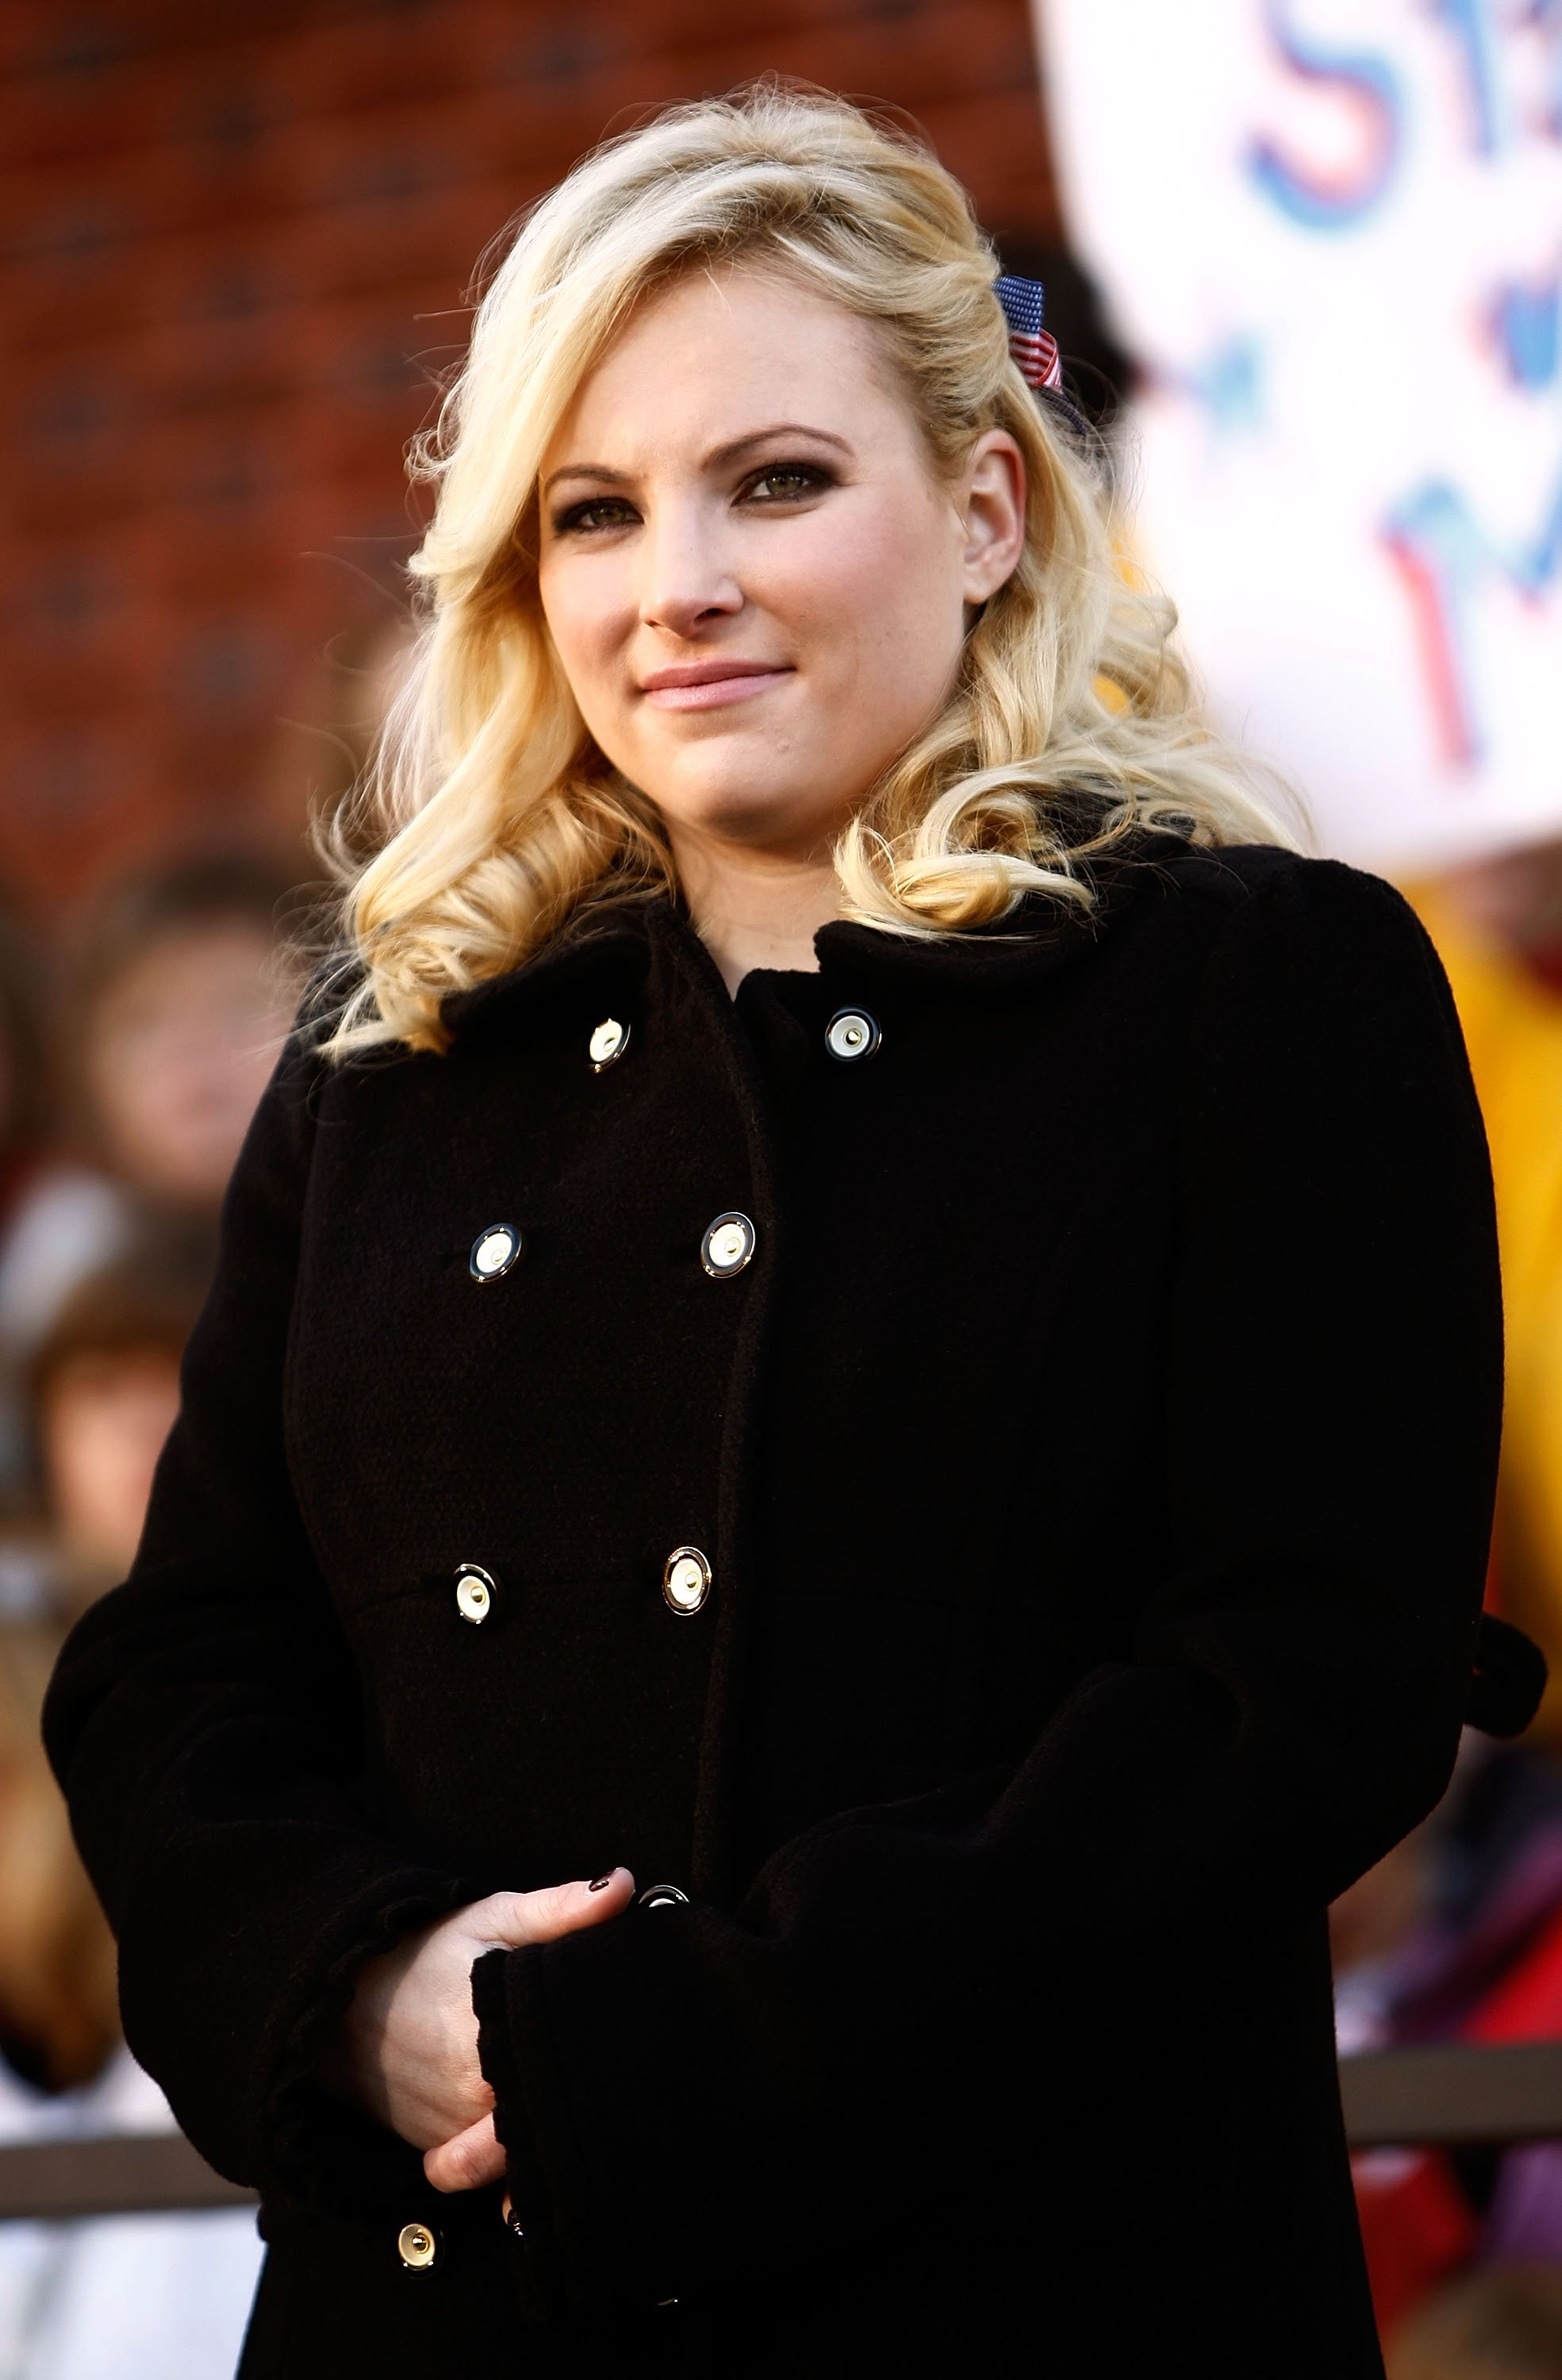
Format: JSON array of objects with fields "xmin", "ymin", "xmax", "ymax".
[
  {"xmin": 42, "ymin": 1031, "xmax": 473, "ymax": 2208},
  {"xmin": 470, "ymin": 857, "xmax": 1505, "ymax": 2305}
]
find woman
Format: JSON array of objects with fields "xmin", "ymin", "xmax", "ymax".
[{"xmin": 45, "ymin": 90, "xmax": 1511, "ymax": 2378}]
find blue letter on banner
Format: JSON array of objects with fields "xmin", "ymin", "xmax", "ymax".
[{"xmin": 1248, "ymin": 0, "xmax": 1406, "ymax": 230}]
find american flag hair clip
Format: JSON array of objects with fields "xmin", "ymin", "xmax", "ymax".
[{"xmin": 994, "ymin": 274, "xmax": 1062, "ymax": 393}]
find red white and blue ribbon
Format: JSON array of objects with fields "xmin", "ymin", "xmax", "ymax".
[{"xmin": 994, "ymin": 274, "xmax": 1062, "ymax": 392}]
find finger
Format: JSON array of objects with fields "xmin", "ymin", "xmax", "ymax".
[
  {"xmin": 475, "ymin": 1868, "xmax": 637, "ymax": 1948},
  {"xmin": 424, "ymin": 2112, "xmax": 505, "ymax": 2194}
]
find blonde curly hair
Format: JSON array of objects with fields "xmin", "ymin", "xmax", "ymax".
[{"xmin": 326, "ymin": 84, "xmax": 1299, "ymax": 1057}]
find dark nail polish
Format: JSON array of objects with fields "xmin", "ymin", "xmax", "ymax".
[{"xmin": 589, "ymin": 1873, "xmax": 614, "ymax": 1891}]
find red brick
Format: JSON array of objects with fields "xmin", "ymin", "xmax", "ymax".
[{"xmin": 1, "ymin": 0, "xmax": 1060, "ymax": 907}]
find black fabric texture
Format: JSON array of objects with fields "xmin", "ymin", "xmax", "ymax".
[{"xmin": 43, "ymin": 835, "xmax": 1502, "ymax": 2378}]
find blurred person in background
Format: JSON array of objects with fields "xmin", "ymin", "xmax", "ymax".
[
  {"xmin": 1408, "ymin": 845, "xmax": 1562, "ymax": 1744},
  {"xmin": 0, "ymin": 854, "xmax": 303, "ymax": 1514},
  {"xmin": 0, "ymin": 1622, "xmax": 117, "ymax": 2100},
  {"xmin": 0, "ymin": 904, "xmax": 52, "ymax": 1270},
  {"xmin": 1334, "ymin": 1729, "xmax": 1562, "ymax": 2349},
  {"xmin": 0, "ymin": 903, "xmax": 62, "ymax": 1515},
  {"xmin": 28, "ymin": 1215, "xmax": 216, "ymax": 1618},
  {"xmin": 1386, "ymin": 2267, "xmax": 1562, "ymax": 2380},
  {"xmin": 44, "ymin": 90, "xmax": 1514, "ymax": 2378},
  {"xmin": 0, "ymin": 1218, "xmax": 215, "ymax": 2103},
  {"xmin": 0, "ymin": 1215, "xmax": 259, "ymax": 2379},
  {"xmin": 59, "ymin": 850, "xmax": 303, "ymax": 1211}
]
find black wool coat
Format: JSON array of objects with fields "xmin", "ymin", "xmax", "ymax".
[{"xmin": 44, "ymin": 835, "xmax": 1503, "ymax": 2379}]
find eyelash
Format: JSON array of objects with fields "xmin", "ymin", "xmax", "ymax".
[{"xmin": 550, "ymin": 461, "xmax": 835, "ymax": 538}]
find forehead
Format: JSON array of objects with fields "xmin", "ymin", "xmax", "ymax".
[{"xmin": 546, "ymin": 264, "xmax": 915, "ymax": 462}]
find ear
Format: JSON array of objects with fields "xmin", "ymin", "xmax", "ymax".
[{"xmin": 960, "ymin": 429, "xmax": 1027, "ymax": 605}]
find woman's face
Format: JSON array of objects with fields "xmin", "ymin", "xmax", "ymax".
[{"xmin": 536, "ymin": 267, "xmax": 1025, "ymax": 862}]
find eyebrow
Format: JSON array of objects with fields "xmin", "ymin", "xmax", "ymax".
[{"xmin": 541, "ymin": 421, "xmax": 854, "ymax": 497}]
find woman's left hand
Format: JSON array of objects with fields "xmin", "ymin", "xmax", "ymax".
[
  {"xmin": 323, "ymin": 1868, "xmax": 636, "ymax": 2193},
  {"xmin": 427, "ymin": 1869, "xmax": 637, "ymax": 2192}
]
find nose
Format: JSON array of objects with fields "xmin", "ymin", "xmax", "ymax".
[{"xmin": 636, "ymin": 500, "xmax": 743, "ymax": 639}]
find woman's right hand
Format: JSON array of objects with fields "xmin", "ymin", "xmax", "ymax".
[{"xmin": 320, "ymin": 1869, "xmax": 637, "ymax": 2160}]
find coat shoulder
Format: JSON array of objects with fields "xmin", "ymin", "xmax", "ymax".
[
  {"xmin": 1113, "ymin": 838, "xmax": 1444, "ymax": 995},
  {"xmin": 1126, "ymin": 837, "xmax": 1412, "ymax": 928}
]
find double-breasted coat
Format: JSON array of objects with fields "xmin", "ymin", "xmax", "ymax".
[{"xmin": 45, "ymin": 833, "xmax": 1505, "ymax": 2378}]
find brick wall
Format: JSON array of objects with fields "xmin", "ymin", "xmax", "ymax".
[{"xmin": 0, "ymin": 0, "xmax": 1061, "ymax": 910}]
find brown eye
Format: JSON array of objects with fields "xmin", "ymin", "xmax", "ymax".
[
  {"xmin": 744, "ymin": 464, "xmax": 830, "ymax": 502},
  {"xmin": 555, "ymin": 497, "xmax": 637, "ymax": 535}
]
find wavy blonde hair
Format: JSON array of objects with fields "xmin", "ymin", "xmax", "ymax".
[{"xmin": 327, "ymin": 85, "xmax": 1300, "ymax": 1057}]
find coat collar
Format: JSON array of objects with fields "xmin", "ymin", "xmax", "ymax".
[
  {"xmin": 439, "ymin": 906, "xmax": 656, "ymax": 1046},
  {"xmin": 440, "ymin": 831, "xmax": 1190, "ymax": 1043}
]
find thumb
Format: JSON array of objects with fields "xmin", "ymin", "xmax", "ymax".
[
  {"xmin": 474, "ymin": 1868, "xmax": 637, "ymax": 1950},
  {"xmin": 425, "ymin": 2113, "xmax": 505, "ymax": 2194}
]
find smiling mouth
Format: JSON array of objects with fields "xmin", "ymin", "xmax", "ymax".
[{"xmin": 639, "ymin": 663, "xmax": 793, "ymax": 712}]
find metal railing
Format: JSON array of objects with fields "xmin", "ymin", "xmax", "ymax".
[
  {"xmin": 0, "ymin": 2132, "xmax": 251, "ymax": 2221},
  {"xmin": 1339, "ymin": 2040, "xmax": 1562, "ymax": 2150},
  {"xmin": 0, "ymin": 2046, "xmax": 1557, "ymax": 2221}
]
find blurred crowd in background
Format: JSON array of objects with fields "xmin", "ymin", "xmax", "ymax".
[
  {"xmin": 3, "ymin": 2, "xmax": 1562, "ymax": 2376},
  {"xmin": 0, "ymin": 841, "xmax": 311, "ymax": 2377}
]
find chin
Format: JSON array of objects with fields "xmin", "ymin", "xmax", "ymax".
[
  {"xmin": 641, "ymin": 765, "xmax": 835, "ymax": 847},
  {"xmin": 675, "ymin": 797, "xmax": 841, "ymax": 853}
]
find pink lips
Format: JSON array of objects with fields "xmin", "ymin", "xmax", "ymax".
[{"xmin": 639, "ymin": 659, "xmax": 793, "ymax": 711}]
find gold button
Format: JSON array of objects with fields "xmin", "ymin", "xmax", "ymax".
[
  {"xmin": 455, "ymin": 1564, "xmax": 496, "ymax": 1626},
  {"xmin": 825, "ymin": 1007, "xmax": 881, "ymax": 1061},
  {"xmin": 397, "ymin": 2221, "xmax": 438, "ymax": 2271},
  {"xmin": 589, "ymin": 1016, "xmax": 630, "ymax": 1070},
  {"xmin": 662, "ymin": 1545, "xmax": 712, "ymax": 1615},
  {"xmin": 700, "ymin": 1212, "xmax": 755, "ymax": 1277},
  {"xmin": 469, "ymin": 1224, "xmax": 523, "ymax": 1281}
]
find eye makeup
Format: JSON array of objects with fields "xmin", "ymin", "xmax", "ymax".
[{"xmin": 548, "ymin": 456, "xmax": 839, "ymax": 539}]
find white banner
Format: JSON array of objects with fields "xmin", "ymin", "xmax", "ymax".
[{"xmin": 1035, "ymin": 0, "xmax": 1562, "ymax": 867}]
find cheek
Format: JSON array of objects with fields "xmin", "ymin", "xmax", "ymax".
[
  {"xmin": 766, "ymin": 499, "xmax": 961, "ymax": 683},
  {"xmin": 538, "ymin": 560, "xmax": 624, "ymax": 689}
]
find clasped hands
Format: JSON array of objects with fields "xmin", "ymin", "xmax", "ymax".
[{"xmin": 323, "ymin": 1867, "xmax": 636, "ymax": 2193}]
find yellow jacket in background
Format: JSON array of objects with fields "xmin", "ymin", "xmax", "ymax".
[{"xmin": 1409, "ymin": 881, "xmax": 1562, "ymax": 1739}]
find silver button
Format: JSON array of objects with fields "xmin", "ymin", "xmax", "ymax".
[
  {"xmin": 454, "ymin": 1564, "xmax": 497, "ymax": 1626},
  {"xmin": 589, "ymin": 1016, "xmax": 630, "ymax": 1071},
  {"xmin": 637, "ymin": 1883, "xmax": 690, "ymax": 1910},
  {"xmin": 469, "ymin": 1223, "xmax": 522, "ymax": 1280},
  {"xmin": 825, "ymin": 1007, "xmax": 881, "ymax": 1062},
  {"xmin": 397, "ymin": 2221, "xmax": 439, "ymax": 2271},
  {"xmin": 700, "ymin": 1212, "xmax": 755, "ymax": 1277},
  {"xmin": 662, "ymin": 1545, "xmax": 712, "ymax": 1615}
]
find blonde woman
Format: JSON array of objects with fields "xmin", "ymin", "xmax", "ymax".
[{"xmin": 46, "ymin": 89, "xmax": 1511, "ymax": 2379}]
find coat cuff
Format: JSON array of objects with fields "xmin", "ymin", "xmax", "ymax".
[
  {"xmin": 257, "ymin": 1869, "xmax": 475, "ymax": 2213},
  {"xmin": 472, "ymin": 1947, "xmax": 570, "ymax": 2320}
]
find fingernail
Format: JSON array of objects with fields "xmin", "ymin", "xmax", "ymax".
[{"xmin": 588, "ymin": 1873, "xmax": 614, "ymax": 1891}]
